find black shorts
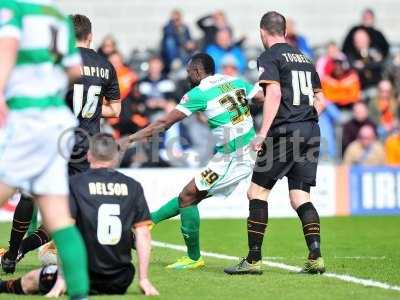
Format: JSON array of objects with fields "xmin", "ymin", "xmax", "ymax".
[
  {"xmin": 251, "ymin": 121, "xmax": 320, "ymax": 192},
  {"xmin": 90, "ymin": 265, "xmax": 135, "ymax": 295},
  {"xmin": 39, "ymin": 265, "xmax": 135, "ymax": 295}
]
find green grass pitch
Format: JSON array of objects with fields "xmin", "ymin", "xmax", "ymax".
[{"xmin": 0, "ymin": 216, "xmax": 399, "ymax": 299}]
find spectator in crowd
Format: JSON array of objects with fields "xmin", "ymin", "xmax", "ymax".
[
  {"xmin": 285, "ymin": 18, "xmax": 314, "ymax": 59},
  {"xmin": 108, "ymin": 51, "xmax": 138, "ymax": 101},
  {"xmin": 319, "ymin": 101, "xmax": 342, "ymax": 161},
  {"xmin": 343, "ymin": 8, "xmax": 390, "ymax": 60},
  {"xmin": 197, "ymin": 10, "xmax": 233, "ymax": 49},
  {"xmin": 347, "ymin": 28, "xmax": 384, "ymax": 91},
  {"xmin": 343, "ymin": 124, "xmax": 385, "ymax": 165},
  {"xmin": 316, "ymin": 41, "xmax": 342, "ymax": 79},
  {"xmin": 321, "ymin": 53, "xmax": 361, "ymax": 109},
  {"xmin": 368, "ymin": 79, "xmax": 398, "ymax": 138},
  {"xmin": 385, "ymin": 130, "xmax": 400, "ymax": 165},
  {"xmin": 384, "ymin": 52, "xmax": 400, "ymax": 98},
  {"xmin": 98, "ymin": 35, "xmax": 118, "ymax": 58},
  {"xmin": 221, "ymin": 55, "xmax": 240, "ymax": 77},
  {"xmin": 342, "ymin": 102, "xmax": 376, "ymax": 154},
  {"xmin": 137, "ymin": 56, "xmax": 176, "ymax": 121},
  {"xmin": 107, "ymin": 51, "xmax": 139, "ymax": 137},
  {"xmin": 161, "ymin": 10, "xmax": 196, "ymax": 74},
  {"xmin": 206, "ymin": 29, "xmax": 246, "ymax": 74}
]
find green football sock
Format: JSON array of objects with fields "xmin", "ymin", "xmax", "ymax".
[
  {"xmin": 180, "ymin": 205, "xmax": 201, "ymax": 261},
  {"xmin": 27, "ymin": 206, "xmax": 38, "ymax": 235},
  {"xmin": 52, "ymin": 225, "xmax": 88, "ymax": 299},
  {"xmin": 151, "ymin": 197, "xmax": 180, "ymax": 224}
]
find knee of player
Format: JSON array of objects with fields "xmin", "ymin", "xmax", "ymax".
[
  {"xmin": 21, "ymin": 269, "xmax": 40, "ymax": 294},
  {"xmin": 178, "ymin": 191, "xmax": 193, "ymax": 208},
  {"xmin": 247, "ymin": 185, "xmax": 268, "ymax": 201}
]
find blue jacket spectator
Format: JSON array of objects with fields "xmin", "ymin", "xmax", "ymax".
[
  {"xmin": 206, "ymin": 30, "xmax": 246, "ymax": 74},
  {"xmin": 161, "ymin": 10, "xmax": 196, "ymax": 73},
  {"xmin": 319, "ymin": 101, "xmax": 342, "ymax": 160},
  {"xmin": 286, "ymin": 18, "xmax": 314, "ymax": 59}
]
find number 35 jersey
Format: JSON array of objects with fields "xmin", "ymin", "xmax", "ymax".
[
  {"xmin": 69, "ymin": 168, "xmax": 151, "ymax": 275},
  {"xmin": 66, "ymin": 47, "xmax": 120, "ymax": 137},
  {"xmin": 176, "ymin": 74, "xmax": 259, "ymax": 155},
  {"xmin": 257, "ymin": 43, "xmax": 321, "ymax": 129}
]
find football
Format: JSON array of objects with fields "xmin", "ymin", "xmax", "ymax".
[{"xmin": 38, "ymin": 242, "xmax": 58, "ymax": 266}]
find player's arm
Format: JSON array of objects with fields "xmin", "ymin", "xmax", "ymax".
[
  {"xmin": 0, "ymin": 37, "xmax": 18, "ymax": 95},
  {"xmin": 63, "ymin": 17, "xmax": 82, "ymax": 82},
  {"xmin": 0, "ymin": 2, "xmax": 21, "ymax": 125},
  {"xmin": 258, "ymin": 83, "xmax": 281, "ymax": 138},
  {"xmin": 255, "ymin": 54, "xmax": 282, "ymax": 142},
  {"xmin": 132, "ymin": 184, "xmax": 159, "ymax": 296},
  {"xmin": 126, "ymin": 109, "xmax": 186, "ymax": 143},
  {"xmin": 102, "ymin": 98, "xmax": 121, "ymax": 118},
  {"xmin": 313, "ymin": 91, "xmax": 325, "ymax": 116},
  {"xmin": 102, "ymin": 63, "xmax": 121, "ymax": 118},
  {"xmin": 312, "ymin": 71, "xmax": 324, "ymax": 116}
]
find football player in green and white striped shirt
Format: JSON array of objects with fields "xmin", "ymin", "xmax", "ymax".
[
  {"xmin": 126, "ymin": 53, "xmax": 263, "ymax": 269},
  {"xmin": 0, "ymin": 1, "xmax": 88, "ymax": 299}
]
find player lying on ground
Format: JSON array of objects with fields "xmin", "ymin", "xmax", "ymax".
[
  {"xmin": 224, "ymin": 11, "xmax": 326, "ymax": 275},
  {"xmin": 124, "ymin": 53, "xmax": 263, "ymax": 269},
  {"xmin": 0, "ymin": 1, "xmax": 89, "ymax": 299},
  {"xmin": 0, "ymin": 13, "xmax": 121, "ymax": 274},
  {"xmin": 0, "ymin": 134, "xmax": 158, "ymax": 297}
]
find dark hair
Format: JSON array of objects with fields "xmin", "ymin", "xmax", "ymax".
[
  {"xmin": 90, "ymin": 133, "xmax": 119, "ymax": 161},
  {"xmin": 70, "ymin": 14, "xmax": 92, "ymax": 41},
  {"xmin": 260, "ymin": 11, "xmax": 286, "ymax": 36},
  {"xmin": 190, "ymin": 53, "xmax": 215, "ymax": 75}
]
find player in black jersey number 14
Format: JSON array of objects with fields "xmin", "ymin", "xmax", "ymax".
[{"xmin": 225, "ymin": 11, "xmax": 326, "ymax": 275}]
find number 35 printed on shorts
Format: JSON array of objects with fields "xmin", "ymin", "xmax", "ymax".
[{"xmin": 201, "ymin": 169, "xmax": 219, "ymax": 186}]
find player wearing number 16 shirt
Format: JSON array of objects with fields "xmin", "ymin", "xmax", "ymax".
[
  {"xmin": 225, "ymin": 11, "xmax": 326, "ymax": 276},
  {"xmin": 66, "ymin": 14, "xmax": 120, "ymax": 175}
]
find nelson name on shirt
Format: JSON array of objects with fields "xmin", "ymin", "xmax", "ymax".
[{"xmin": 88, "ymin": 182, "xmax": 128, "ymax": 196}]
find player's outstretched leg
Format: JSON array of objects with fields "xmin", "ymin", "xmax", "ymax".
[
  {"xmin": 1, "ymin": 194, "xmax": 34, "ymax": 274},
  {"xmin": 36, "ymin": 196, "xmax": 89, "ymax": 300},
  {"xmin": 166, "ymin": 181, "xmax": 206, "ymax": 270},
  {"xmin": 151, "ymin": 196, "xmax": 180, "ymax": 227},
  {"xmin": 290, "ymin": 188, "xmax": 325, "ymax": 274},
  {"xmin": 224, "ymin": 183, "xmax": 269, "ymax": 275},
  {"xmin": 18, "ymin": 225, "xmax": 50, "ymax": 261}
]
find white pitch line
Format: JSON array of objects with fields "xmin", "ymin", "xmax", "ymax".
[{"xmin": 152, "ymin": 241, "xmax": 400, "ymax": 292}]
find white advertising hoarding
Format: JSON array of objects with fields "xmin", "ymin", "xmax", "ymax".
[{"xmin": 120, "ymin": 164, "xmax": 336, "ymax": 218}]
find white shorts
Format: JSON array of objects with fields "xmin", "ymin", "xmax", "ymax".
[
  {"xmin": 0, "ymin": 107, "xmax": 77, "ymax": 195},
  {"xmin": 195, "ymin": 147, "xmax": 255, "ymax": 197}
]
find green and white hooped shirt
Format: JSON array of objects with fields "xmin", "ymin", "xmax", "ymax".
[
  {"xmin": 176, "ymin": 74, "xmax": 259, "ymax": 155},
  {"xmin": 0, "ymin": 0, "xmax": 81, "ymax": 110}
]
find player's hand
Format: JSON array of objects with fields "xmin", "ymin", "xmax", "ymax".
[
  {"xmin": 0, "ymin": 94, "xmax": 8, "ymax": 127},
  {"xmin": 250, "ymin": 135, "xmax": 265, "ymax": 153},
  {"xmin": 139, "ymin": 278, "xmax": 159, "ymax": 296},
  {"xmin": 45, "ymin": 274, "xmax": 66, "ymax": 298}
]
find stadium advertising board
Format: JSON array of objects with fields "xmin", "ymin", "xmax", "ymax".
[{"xmin": 350, "ymin": 166, "xmax": 400, "ymax": 215}]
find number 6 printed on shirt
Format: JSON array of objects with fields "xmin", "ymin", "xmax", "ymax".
[{"xmin": 97, "ymin": 204, "xmax": 122, "ymax": 245}]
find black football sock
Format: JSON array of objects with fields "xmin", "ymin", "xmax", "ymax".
[
  {"xmin": 7, "ymin": 195, "xmax": 34, "ymax": 259},
  {"xmin": 296, "ymin": 202, "xmax": 321, "ymax": 260},
  {"xmin": 0, "ymin": 278, "xmax": 25, "ymax": 294},
  {"xmin": 246, "ymin": 199, "xmax": 268, "ymax": 263},
  {"xmin": 20, "ymin": 225, "xmax": 50, "ymax": 256}
]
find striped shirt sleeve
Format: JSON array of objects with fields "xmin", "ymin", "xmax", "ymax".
[
  {"xmin": 61, "ymin": 17, "xmax": 81, "ymax": 68},
  {"xmin": 0, "ymin": 0, "xmax": 22, "ymax": 40},
  {"xmin": 176, "ymin": 88, "xmax": 206, "ymax": 116}
]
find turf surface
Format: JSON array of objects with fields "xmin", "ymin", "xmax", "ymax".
[{"xmin": 0, "ymin": 216, "xmax": 399, "ymax": 299}]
